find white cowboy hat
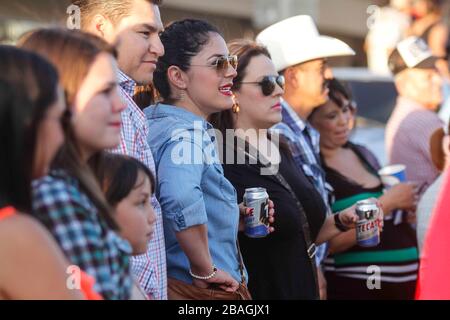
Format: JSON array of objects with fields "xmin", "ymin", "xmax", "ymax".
[{"xmin": 256, "ymin": 15, "xmax": 355, "ymax": 72}]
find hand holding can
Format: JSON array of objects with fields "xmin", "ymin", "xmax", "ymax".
[
  {"xmin": 355, "ymin": 199, "xmax": 382, "ymax": 247},
  {"xmin": 242, "ymin": 188, "xmax": 275, "ymax": 238},
  {"xmin": 239, "ymin": 199, "xmax": 275, "ymax": 234}
]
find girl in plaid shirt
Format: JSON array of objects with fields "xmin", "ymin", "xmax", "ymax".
[{"xmin": 19, "ymin": 29, "xmax": 133, "ymax": 300}]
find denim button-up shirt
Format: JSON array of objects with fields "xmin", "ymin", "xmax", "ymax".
[{"xmin": 144, "ymin": 103, "xmax": 247, "ymax": 284}]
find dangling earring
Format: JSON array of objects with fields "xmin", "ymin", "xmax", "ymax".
[
  {"xmin": 232, "ymin": 94, "xmax": 240, "ymax": 113},
  {"xmin": 232, "ymin": 101, "xmax": 240, "ymax": 113}
]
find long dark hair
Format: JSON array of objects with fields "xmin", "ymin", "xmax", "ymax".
[
  {"xmin": 18, "ymin": 28, "xmax": 119, "ymax": 230},
  {"xmin": 309, "ymin": 78, "xmax": 356, "ymax": 120},
  {"xmin": 0, "ymin": 45, "xmax": 59, "ymax": 212},
  {"xmin": 133, "ymin": 84, "xmax": 159, "ymax": 110},
  {"xmin": 329, "ymin": 78, "xmax": 355, "ymax": 111},
  {"xmin": 93, "ymin": 153, "xmax": 155, "ymax": 207},
  {"xmin": 153, "ymin": 19, "xmax": 221, "ymax": 104}
]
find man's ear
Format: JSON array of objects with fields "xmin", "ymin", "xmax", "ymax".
[
  {"xmin": 284, "ymin": 67, "xmax": 300, "ymax": 89},
  {"xmin": 167, "ymin": 66, "xmax": 188, "ymax": 91},
  {"xmin": 90, "ymin": 14, "xmax": 112, "ymax": 40}
]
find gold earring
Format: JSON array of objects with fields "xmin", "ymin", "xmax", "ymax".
[
  {"xmin": 232, "ymin": 94, "xmax": 240, "ymax": 113},
  {"xmin": 232, "ymin": 102, "xmax": 240, "ymax": 113}
]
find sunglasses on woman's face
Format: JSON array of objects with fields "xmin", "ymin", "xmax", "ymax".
[
  {"xmin": 191, "ymin": 55, "xmax": 238, "ymax": 74},
  {"xmin": 240, "ymin": 75, "xmax": 285, "ymax": 96}
]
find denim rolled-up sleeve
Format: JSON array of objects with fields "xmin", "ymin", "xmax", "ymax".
[{"xmin": 157, "ymin": 138, "xmax": 208, "ymax": 232}]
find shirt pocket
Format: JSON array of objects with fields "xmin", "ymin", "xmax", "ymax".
[{"xmin": 209, "ymin": 163, "xmax": 237, "ymax": 202}]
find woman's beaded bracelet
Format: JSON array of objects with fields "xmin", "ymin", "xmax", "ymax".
[{"xmin": 189, "ymin": 265, "xmax": 218, "ymax": 280}]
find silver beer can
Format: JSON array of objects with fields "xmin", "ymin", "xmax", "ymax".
[
  {"xmin": 243, "ymin": 187, "xmax": 270, "ymax": 238},
  {"xmin": 355, "ymin": 199, "xmax": 381, "ymax": 247}
]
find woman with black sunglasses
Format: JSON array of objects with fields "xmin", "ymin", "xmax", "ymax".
[
  {"xmin": 145, "ymin": 19, "xmax": 275, "ymax": 300},
  {"xmin": 210, "ymin": 39, "xmax": 360, "ymax": 300}
]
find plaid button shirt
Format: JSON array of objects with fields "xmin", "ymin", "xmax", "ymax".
[
  {"xmin": 111, "ymin": 70, "xmax": 167, "ymax": 300},
  {"xmin": 32, "ymin": 169, "xmax": 133, "ymax": 300},
  {"xmin": 272, "ymin": 101, "xmax": 332, "ymax": 264}
]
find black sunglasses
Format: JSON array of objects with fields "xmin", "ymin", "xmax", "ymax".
[
  {"xmin": 239, "ymin": 75, "xmax": 285, "ymax": 96},
  {"xmin": 191, "ymin": 55, "xmax": 238, "ymax": 73}
]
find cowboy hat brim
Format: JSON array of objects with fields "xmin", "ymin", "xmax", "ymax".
[{"xmin": 267, "ymin": 35, "xmax": 356, "ymax": 72}]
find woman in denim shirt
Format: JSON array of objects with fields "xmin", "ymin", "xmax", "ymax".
[{"xmin": 145, "ymin": 19, "xmax": 274, "ymax": 299}]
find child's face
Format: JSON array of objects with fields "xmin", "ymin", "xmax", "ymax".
[{"xmin": 115, "ymin": 171, "xmax": 156, "ymax": 255}]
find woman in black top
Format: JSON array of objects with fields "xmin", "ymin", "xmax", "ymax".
[
  {"xmin": 309, "ymin": 79, "xmax": 418, "ymax": 299},
  {"xmin": 209, "ymin": 39, "xmax": 360, "ymax": 299},
  {"xmin": 224, "ymin": 139, "xmax": 327, "ymax": 299}
]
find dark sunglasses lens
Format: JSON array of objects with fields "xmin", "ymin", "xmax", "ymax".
[
  {"xmin": 277, "ymin": 76, "xmax": 285, "ymax": 89},
  {"xmin": 261, "ymin": 77, "xmax": 277, "ymax": 96}
]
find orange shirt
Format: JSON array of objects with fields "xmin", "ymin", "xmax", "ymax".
[{"xmin": 0, "ymin": 206, "xmax": 103, "ymax": 300}]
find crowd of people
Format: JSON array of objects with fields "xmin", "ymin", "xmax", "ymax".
[{"xmin": 1, "ymin": 0, "xmax": 450, "ymax": 300}]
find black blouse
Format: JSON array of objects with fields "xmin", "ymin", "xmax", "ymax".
[{"xmin": 223, "ymin": 141, "xmax": 327, "ymax": 299}]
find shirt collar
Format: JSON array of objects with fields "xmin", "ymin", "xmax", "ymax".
[
  {"xmin": 146, "ymin": 103, "xmax": 213, "ymax": 131},
  {"xmin": 282, "ymin": 100, "xmax": 307, "ymax": 131},
  {"xmin": 117, "ymin": 69, "xmax": 136, "ymax": 97},
  {"xmin": 281, "ymin": 99, "xmax": 320, "ymax": 150}
]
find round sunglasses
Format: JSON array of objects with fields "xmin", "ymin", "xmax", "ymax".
[
  {"xmin": 239, "ymin": 75, "xmax": 285, "ymax": 96},
  {"xmin": 191, "ymin": 55, "xmax": 238, "ymax": 73}
]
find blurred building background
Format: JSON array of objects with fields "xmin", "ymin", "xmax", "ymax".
[{"xmin": 0, "ymin": 0, "xmax": 392, "ymax": 66}]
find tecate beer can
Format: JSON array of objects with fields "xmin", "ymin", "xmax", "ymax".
[
  {"xmin": 243, "ymin": 187, "xmax": 270, "ymax": 238},
  {"xmin": 355, "ymin": 199, "xmax": 381, "ymax": 247}
]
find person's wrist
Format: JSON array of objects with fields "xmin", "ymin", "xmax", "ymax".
[
  {"xmin": 379, "ymin": 197, "xmax": 392, "ymax": 214},
  {"xmin": 378, "ymin": 200, "xmax": 387, "ymax": 214},
  {"xmin": 189, "ymin": 265, "xmax": 217, "ymax": 281}
]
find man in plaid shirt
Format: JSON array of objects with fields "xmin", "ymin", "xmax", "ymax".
[{"xmin": 73, "ymin": 0, "xmax": 167, "ymax": 299}]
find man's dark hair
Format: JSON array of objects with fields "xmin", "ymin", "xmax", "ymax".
[{"xmin": 72, "ymin": 0, "xmax": 163, "ymax": 29}]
